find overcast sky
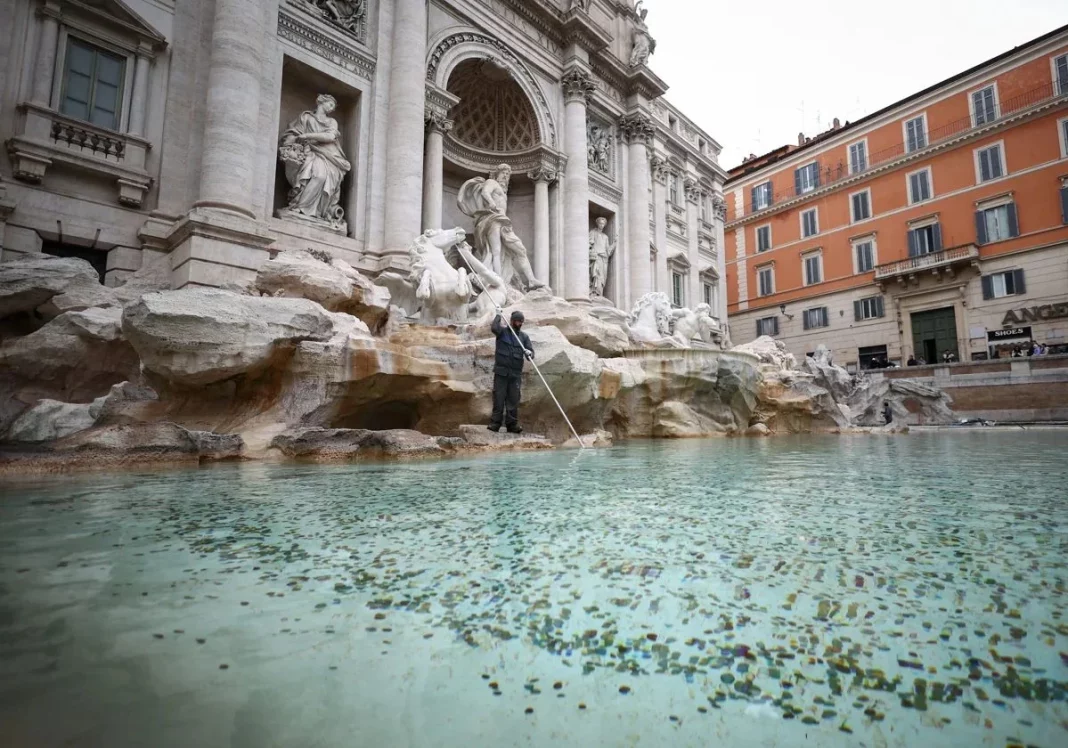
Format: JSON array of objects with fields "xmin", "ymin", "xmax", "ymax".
[{"xmin": 647, "ymin": 0, "xmax": 1068, "ymax": 171}]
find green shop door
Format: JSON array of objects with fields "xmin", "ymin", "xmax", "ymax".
[{"xmin": 910, "ymin": 307, "xmax": 958, "ymax": 364}]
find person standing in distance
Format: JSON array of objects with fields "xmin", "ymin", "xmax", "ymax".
[{"xmin": 489, "ymin": 307, "xmax": 534, "ymax": 433}]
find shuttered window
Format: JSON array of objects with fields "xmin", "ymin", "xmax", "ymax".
[
  {"xmin": 908, "ymin": 169, "xmax": 932, "ymax": 204},
  {"xmin": 851, "ymin": 191, "xmax": 871, "ymax": 222},
  {"xmin": 757, "ymin": 266, "xmax": 774, "ymax": 297},
  {"xmin": 975, "ymin": 203, "xmax": 1019, "ymax": 244},
  {"xmin": 756, "ymin": 225, "xmax": 772, "ymax": 252},
  {"xmin": 1061, "ymin": 185, "xmax": 1068, "ymax": 225},
  {"xmin": 855, "ymin": 241, "xmax": 875, "ymax": 273},
  {"xmin": 853, "ymin": 296, "xmax": 885, "ymax": 321},
  {"xmin": 1055, "ymin": 54, "xmax": 1068, "ymax": 96},
  {"xmin": 794, "ymin": 163, "xmax": 819, "ymax": 195},
  {"xmin": 849, "ymin": 141, "xmax": 867, "ymax": 173},
  {"xmin": 756, "ymin": 316, "xmax": 779, "ymax": 337},
  {"xmin": 981, "ymin": 270, "xmax": 1026, "ymax": 300},
  {"xmin": 977, "ymin": 144, "xmax": 1004, "ymax": 182},
  {"xmin": 907, "ymin": 224, "xmax": 942, "ymax": 257},
  {"xmin": 803, "ymin": 253, "xmax": 822, "ymax": 285},
  {"xmin": 60, "ymin": 38, "xmax": 126, "ymax": 131},
  {"xmin": 751, "ymin": 181, "xmax": 772, "ymax": 211},
  {"xmin": 802, "ymin": 307, "xmax": 829, "ymax": 330},
  {"xmin": 905, "ymin": 116, "xmax": 927, "ymax": 152},
  {"xmin": 971, "ymin": 86, "xmax": 997, "ymax": 126},
  {"xmin": 801, "ymin": 208, "xmax": 819, "ymax": 237}
]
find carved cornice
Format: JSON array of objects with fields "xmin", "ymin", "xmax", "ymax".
[
  {"xmin": 278, "ymin": 9, "xmax": 376, "ymax": 81},
  {"xmin": 443, "ymin": 134, "xmax": 566, "ymax": 177},
  {"xmin": 619, "ymin": 113, "xmax": 654, "ymax": 146},
  {"xmin": 425, "ymin": 84, "xmax": 460, "ymax": 129},
  {"xmin": 561, "ymin": 7, "xmax": 613, "ymax": 52},
  {"xmin": 625, "ymin": 64, "xmax": 669, "ymax": 101},
  {"xmin": 712, "ymin": 196, "xmax": 727, "ymax": 221},
  {"xmin": 287, "ymin": 0, "xmax": 366, "ymax": 44},
  {"xmin": 590, "ymin": 172, "xmax": 623, "ymax": 205},
  {"xmin": 561, "ymin": 69, "xmax": 596, "ymax": 104}
]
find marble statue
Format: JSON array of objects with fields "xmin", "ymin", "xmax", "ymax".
[
  {"xmin": 569, "ymin": 0, "xmax": 590, "ymax": 10},
  {"xmin": 457, "ymin": 164, "xmax": 546, "ymax": 292},
  {"xmin": 408, "ymin": 228, "xmax": 474, "ymax": 326},
  {"xmin": 307, "ymin": 0, "xmax": 366, "ymax": 35},
  {"xmin": 628, "ymin": 292, "xmax": 685, "ymax": 348},
  {"xmin": 671, "ymin": 303, "xmax": 721, "ymax": 347},
  {"xmin": 587, "ymin": 122, "xmax": 612, "ymax": 174},
  {"xmin": 588, "ymin": 217, "xmax": 616, "ymax": 299},
  {"xmin": 277, "ymin": 94, "xmax": 351, "ymax": 232},
  {"xmin": 453, "ymin": 239, "xmax": 511, "ymax": 320},
  {"xmin": 629, "ymin": 6, "xmax": 655, "ymax": 66}
]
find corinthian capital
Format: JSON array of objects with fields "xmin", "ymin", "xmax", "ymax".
[
  {"xmin": 712, "ymin": 195, "xmax": 728, "ymax": 221},
  {"xmin": 425, "ymin": 110, "xmax": 453, "ymax": 135},
  {"xmin": 619, "ymin": 113, "xmax": 654, "ymax": 145},
  {"xmin": 561, "ymin": 69, "xmax": 596, "ymax": 104},
  {"xmin": 527, "ymin": 167, "xmax": 558, "ymax": 184},
  {"xmin": 684, "ymin": 177, "xmax": 703, "ymax": 204}
]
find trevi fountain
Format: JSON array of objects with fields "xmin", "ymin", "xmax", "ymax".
[{"xmin": 0, "ymin": 1, "xmax": 1064, "ymax": 747}]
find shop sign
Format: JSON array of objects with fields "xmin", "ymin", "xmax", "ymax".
[
  {"xmin": 1001, "ymin": 302, "xmax": 1068, "ymax": 326},
  {"xmin": 988, "ymin": 326, "xmax": 1031, "ymax": 341}
]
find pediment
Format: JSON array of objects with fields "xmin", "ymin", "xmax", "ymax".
[{"xmin": 61, "ymin": 0, "xmax": 167, "ymax": 48}]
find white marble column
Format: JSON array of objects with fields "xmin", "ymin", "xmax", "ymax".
[
  {"xmin": 421, "ymin": 113, "xmax": 450, "ymax": 231},
  {"xmin": 712, "ymin": 194, "xmax": 729, "ymax": 323},
  {"xmin": 650, "ymin": 155, "xmax": 669, "ymax": 297},
  {"xmin": 195, "ymin": 0, "xmax": 267, "ymax": 218},
  {"xmin": 128, "ymin": 48, "xmax": 152, "ymax": 136},
  {"xmin": 383, "ymin": 0, "xmax": 428, "ymax": 250},
  {"xmin": 528, "ymin": 167, "xmax": 555, "ymax": 286},
  {"xmin": 621, "ymin": 113, "xmax": 655, "ymax": 303},
  {"xmin": 684, "ymin": 178, "xmax": 702, "ymax": 308},
  {"xmin": 30, "ymin": 5, "xmax": 60, "ymax": 106},
  {"xmin": 561, "ymin": 69, "xmax": 595, "ymax": 302}
]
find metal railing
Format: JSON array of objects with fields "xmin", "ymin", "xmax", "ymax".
[
  {"xmin": 873, "ymin": 243, "xmax": 978, "ymax": 280},
  {"xmin": 746, "ymin": 81, "xmax": 1065, "ymax": 214}
]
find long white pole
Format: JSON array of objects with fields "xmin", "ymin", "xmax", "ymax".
[{"xmin": 452, "ymin": 251, "xmax": 586, "ymax": 449}]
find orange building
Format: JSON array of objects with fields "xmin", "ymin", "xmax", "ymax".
[{"xmin": 724, "ymin": 24, "xmax": 1068, "ymax": 369}]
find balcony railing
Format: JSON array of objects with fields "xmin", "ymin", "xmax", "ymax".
[
  {"xmin": 745, "ymin": 80, "xmax": 1066, "ymax": 214},
  {"xmin": 874, "ymin": 243, "xmax": 979, "ymax": 280}
]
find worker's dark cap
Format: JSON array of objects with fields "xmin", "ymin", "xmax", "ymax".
[{"xmin": 510, "ymin": 310, "xmax": 525, "ymax": 322}]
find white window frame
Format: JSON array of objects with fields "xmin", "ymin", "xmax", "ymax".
[
  {"xmin": 978, "ymin": 200, "xmax": 1015, "ymax": 243},
  {"xmin": 1057, "ymin": 115, "xmax": 1068, "ymax": 159},
  {"xmin": 848, "ymin": 138, "xmax": 869, "ymax": 175},
  {"xmin": 903, "ymin": 113, "xmax": 928, "ymax": 154},
  {"xmin": 51, "ymin": 26, "xmax": 137, "ymax": 133},
  {"xmin": 756, "ymin": 264, "xmax": 775, "ymax": 297},
  {"xmin": 703, "ymin": 282, "xmax": 713, "ymax": 306},
  {"xmin": 803, "ymin": 306, "xmax": 829, "ymax": 330},
  {"xmin": 671, "ymin": 271, "xmax": 684, "ymax": 307},
  {"xmin": 757, "ymin": 316, "xmax": 778, "ymax": 337},
  {"xmin": 851, "ymin": 235, "xmax": 878, "ymax": 275},
  {"xmin": 1051, "ymin": 53, "xmax": 1068, "ymax": 97},
  {"xmin": 857, "ymin": 296, "xmax": 883, "ymax": 321},
  {"xmin": 906, "ymin": 166, "xmax": 934, "ymax": 206},
  {"xmin": 989, "ymin": 270, "xmax": 1021, "ymax": 299},
  {"xmin": 755, "ymin": 223, "xmax": 772, "ymax": 253},
  {"xmin": 967, "ymin": 82, "xmax": 1000, "ymax": 127},
  {"xmin": 849, "ymin": 188, "xmax": 872, "ymax": 224},
  {"xmin": 802, "ymin": 250, "xmax": 823, "ymax": 287},
  {"xmin": 800, "ymin": 207, "xmax": 819, "ymax": 238},
  {"xmin": 973, "ymin": 140, "xmax": 1006, "ymax": 184},
  {"xmin": 796, "ymin": 162, "xmax": 819, "ymax": 194},
  {"xmin": 752, "ymin": 180, "xmax": 772, "ymax": 211}
]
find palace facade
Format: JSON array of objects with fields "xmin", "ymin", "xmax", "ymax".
[
  {"xmin": 0, "ymin": 0, "xmax": 728, "ymax": 322},
  {"xmin": 724, "ymin": 24, "xmax": 1068, "ymax": 367}
]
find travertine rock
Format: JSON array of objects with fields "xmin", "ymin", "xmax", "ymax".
[
  {"xmin": 4, "ymin": 396, "xmax": 105, "ymax": 442},
  {"xmin": 37, "ymin": 282, "xmax": 119, "ymax": 319},
  {"xmin": 732, "ymin": 335, "xmax": 797, "ymax": 371},
  {"xmin": 0, "ymin": 256, "xmax": 100, "ymax": 319},
  {"xmin": 270, "ymin": 427, "xmax": 449, "ymax": 459},
  {"xmin": 497, "ymin": 289, "xmax": 630, "ymax": 357},
  {"xmin": 0, "ymin": 306, "xmax": 139, "ymax": 401},
  {"xmin": 801, "ymin": 344, "xmax": 853, "ymax": 402},
  {"xmin": 122, "ymin": 288, "xmax": 335, "ymax": 386},
  {"xmin": 849, "ymin": 376, "xmax": 955, "ymax": 427},
  {"xmin": 0, "ymin": 422, "xmax": 243, "ymax": 473}
]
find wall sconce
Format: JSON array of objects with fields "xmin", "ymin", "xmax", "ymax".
[{"xmin": 779, "ymin": 303, "xmax": 794, "ymax": 320}]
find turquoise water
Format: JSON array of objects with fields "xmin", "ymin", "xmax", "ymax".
[{"xmin": 1, "ymin": 433, "xmax": 1066, "ymax": 748}]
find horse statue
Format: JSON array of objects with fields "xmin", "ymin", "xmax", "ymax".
[
  {"xmin": 627, "ymin": 292, "xmax": 685, "ymax": 348},
  {"xmin": 407, "ymin": 227, "xmax": 473, "ymax": 325}
]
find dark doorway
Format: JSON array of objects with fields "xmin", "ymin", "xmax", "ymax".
[
  {"xmin": 910, "ymin": 306, "xmax": 957, "ymax": 364},
  {"xmin": 41, "ymin": 240, "xmax": 107, "ymax": 283}
]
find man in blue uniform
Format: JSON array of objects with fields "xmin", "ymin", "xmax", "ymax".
[{"xmin": 489, "ymin": 308, "xmax": 534, "ymax": 433}]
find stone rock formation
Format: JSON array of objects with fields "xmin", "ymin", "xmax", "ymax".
[{"xmin": 0, "ymin": 250, "xmax": 956, "ymax": 472}]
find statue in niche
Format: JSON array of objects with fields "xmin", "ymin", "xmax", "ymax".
[
  {"xmin": 457, "ymin": 164, "xmax": 546, "ymax": 293},
  {"xmin": 587, "ymin": 122, "xmax": 612, "ymax": 175},
  {"xmin": 277, "ymin": 94, "xmax": 351, "ymax": 232},
  {"xmin": 629, "ymin": 5, "xmax": 655, "ymax": 67},
  {"xmin": 307, "ymin": 0, "xmax": 366, "ymax": 35},
  {"xmin": 588, "ymin": 217, "xmax": 616, "ymax": 299},
  {"xmin": 569, "ymin": 0, "xmax": 590, "ymax": 12}
]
